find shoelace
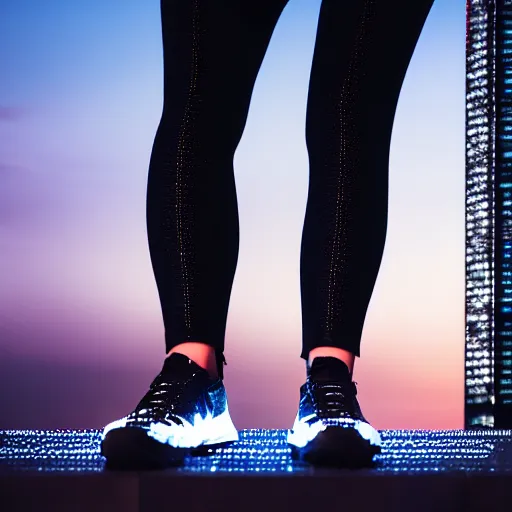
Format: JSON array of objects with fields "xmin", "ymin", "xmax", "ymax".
[
  {"xmin": 133, "ymin": 373, "xmax": 193, "ymax": 426},
  {"xmin": 310, "ymin": 380, "xmax": 357, "ymax": 418}
]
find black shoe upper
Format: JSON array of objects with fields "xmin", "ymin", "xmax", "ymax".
[
  {"xmin": 298, "ymin": 356, "xmax": 368, "ymax": 424},
  {"xmin": 119, "ymin": 353, "xmax": 226, "ymax": 430}
]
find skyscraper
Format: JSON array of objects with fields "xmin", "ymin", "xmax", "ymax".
[{"xmin": 465, "ymin": 0, "xmax": 512, "ymax": 428}]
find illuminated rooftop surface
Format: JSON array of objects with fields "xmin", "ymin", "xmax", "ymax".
[{"xmin": 1, "ymin": 429, "xmax": 512, "ymax": 474}]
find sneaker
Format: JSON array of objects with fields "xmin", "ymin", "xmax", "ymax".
[
  {"xmin": 101, "ymin": 352, "xmax": 238, "ymax": 469},
  {"xmin": 287, "ymin": 356, "xmax": 381, "ymax": 467}
]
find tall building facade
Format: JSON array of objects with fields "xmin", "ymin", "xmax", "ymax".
[{"xmin": 465, "ymin": 0, "xmax": 512, "ymax": 428}]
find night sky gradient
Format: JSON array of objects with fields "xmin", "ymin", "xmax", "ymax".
[{"xmin": 1, "ymin": 0, "xmax": 465, "ymax": 430}]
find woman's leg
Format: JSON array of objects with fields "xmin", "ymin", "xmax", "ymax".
[
  {"xmin": 300, "ymin": 0, "xmax": 435, "ymax": 369},
  {"xmin": 146, "ymin": 0, "xmax": 289, "ymax": 378}
]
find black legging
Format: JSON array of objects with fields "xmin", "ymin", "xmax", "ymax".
[{"xmin": 146, "ymin": 0, "xmax": 435, "ymax": 377}]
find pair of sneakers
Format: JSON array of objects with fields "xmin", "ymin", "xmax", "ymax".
[{"xmin": 101, "ymin": 353, "xmax": 382, "ymax": 469}]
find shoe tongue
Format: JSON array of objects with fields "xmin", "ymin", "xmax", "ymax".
[
  {"xmin": 308, "ymin": 356, "xmax": 351, "ymax": 382},
  {"xmin": 161, "ymin": 352, "xmax": 208, "ymax": 380}
]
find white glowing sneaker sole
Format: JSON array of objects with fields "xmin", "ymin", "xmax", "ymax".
[
  {"xmin": 287, "ymin": 414, "xmax": 382, "ymax": 466},
  {"xmin": 102, "ymin": 405, "xmax": 239, "ymax": 449},
  {"xmin": 101, "ymin": 406, "xmax": 238, "ymax": 468}
]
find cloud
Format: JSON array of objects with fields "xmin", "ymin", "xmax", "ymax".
[
  {"xmin": 0, "ymin": 106, "xmax": 24, "ymax": 121},
  {"xmin": 0, "ymin": 163, "xmax": 29, "ymax": 176},
  {"xmin": 0, "ymin": 163, "xmax": 43, "ymax": 226}
]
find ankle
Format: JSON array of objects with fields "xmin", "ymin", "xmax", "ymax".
[
  {"xmin": 167, "ymin": 342, "xmax": 219, "ymax": 379},
  {"xmin": 308, "ymin": 347, "xmax": 355, "ymax": 375}
]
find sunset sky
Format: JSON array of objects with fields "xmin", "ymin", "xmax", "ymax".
[{"xmin": 0, "ymin": 0, "xmax": 465, "ymax": 430}]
